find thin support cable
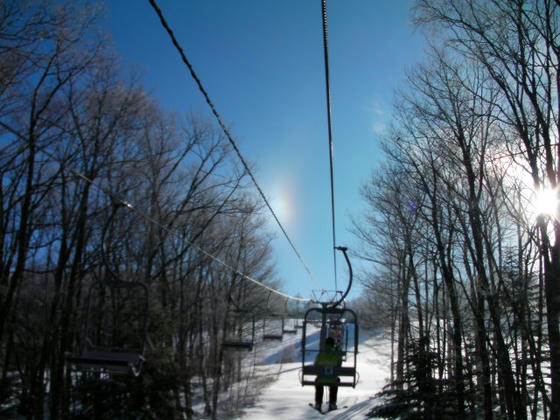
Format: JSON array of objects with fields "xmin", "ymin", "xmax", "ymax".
[
  {"xmin": 321, "ymin": 0, "xmax": 338, "ymax": 290},
  {"xmin": 37, "ymin": 146, "xmax": 311, "ymax": 303},
  {"xmin": 148, "ymin": 0, "xmax": 319, "ymax": 288}
]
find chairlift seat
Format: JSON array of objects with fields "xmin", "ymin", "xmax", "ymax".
[
  {"xmin": 283, "ymin": 328, "xmax": 297, "ymax": 334},
  {"xmin": 263, "ymin": 333, "xmax": 283, "ymax": 340},
  {"xmin": 301, "ymin": 365, "xmax": 357, "ymax": 387},
  {"xmin": 301, "ymin": 379, "xmax": 357, "ymax": 387},
  {"xmin": 66, "ymin": 349, "xmax": 144, "ymax": 376},
  {"xmin": 223, "ymin": 340, "xmax": 253, "ymax": 351}
]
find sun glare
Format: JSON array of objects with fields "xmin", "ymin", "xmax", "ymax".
[
  {"xmin": 534, "ymin": 186, "xmax": 559, "ymax": 218},
  {"xmin": 267, "ymin": 178, "xmax": 296, "ymax": 226},
  {"xmin": 274, "ymin": 194, "xmax": 293, "ymax": 223},
  {"xmin": 497, "ymin": 155, "xmax": 559, "ymax": 222}
]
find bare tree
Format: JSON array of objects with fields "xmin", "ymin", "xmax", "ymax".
[{"xmin": 413, "ymin": 2, "xmax": 560, "ymax": 416}]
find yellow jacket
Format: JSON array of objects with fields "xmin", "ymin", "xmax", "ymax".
[{"xmin": 314, "ymin": 346, "xmax": 342, "ymax": 383}]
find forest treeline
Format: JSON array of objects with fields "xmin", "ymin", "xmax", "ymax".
[
  {"xmin": 0, "ymin": 1, "xmax": 286, "ymax": 418},
  {"xmin": 354, "ymin": 1, "xmax": 560, "ymax": 419}
]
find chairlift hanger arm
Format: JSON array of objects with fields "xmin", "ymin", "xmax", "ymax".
[{"xmin": 330, "ymin": 246, "xmax": 352, "ymax": 308}]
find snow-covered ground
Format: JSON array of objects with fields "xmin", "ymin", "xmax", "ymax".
[{"xmin": 234, "ymin": 328, "xmax": 391, "ymax": 419}]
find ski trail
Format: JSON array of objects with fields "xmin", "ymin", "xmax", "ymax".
[{"xmin": 237, "ymin": 330, "xmax": 391, "ymax": 419}]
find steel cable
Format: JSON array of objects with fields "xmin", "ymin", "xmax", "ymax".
[
  {"xmin": 148, "ymin": 0, "xmax": 319, "ymax": 288},
  {"xmin": 321, "ymin": 0, "xmax": 338, "ymax": 290}
]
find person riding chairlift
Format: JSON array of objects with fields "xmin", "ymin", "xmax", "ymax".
[{"xmin": 314, "ymin": 336, "xmax": 342, "ymax": 412}]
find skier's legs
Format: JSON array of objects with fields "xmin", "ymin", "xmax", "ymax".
[
  {"xmin": 329, "ymin": 378, "xmax": 340, "ymax": 407},
  {"xmin": 328, "ymin": 385, "xmax": 338, "ymax": 404},
  {"xmin": 315, "ymin": 384, "xmax": 324, "ymax": 405}
]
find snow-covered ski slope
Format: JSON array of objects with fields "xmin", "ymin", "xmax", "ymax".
[{"xmin": 235, "ymin": 327, "xmax": 391, "ymax": 419}]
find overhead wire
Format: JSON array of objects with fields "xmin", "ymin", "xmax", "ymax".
[
  {"xmin": 321, "ymin": 0, "xmax": 338, "ymax": 290},
  {"xmin": 36, "ymin": 145, "xmax": 311, "ymax": 303},
  {"xmin": 147, "ymin": 0, "xmax": 320, "ymax": 289}
]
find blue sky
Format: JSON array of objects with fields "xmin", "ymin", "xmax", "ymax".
[{"xmin": 104, "ymin": 1, "xmax": 426, "ymax": 301}]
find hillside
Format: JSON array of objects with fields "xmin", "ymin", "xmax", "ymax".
[{"xmin": 234, "ymin": 329, "xmax": 391, "ymax": 419}]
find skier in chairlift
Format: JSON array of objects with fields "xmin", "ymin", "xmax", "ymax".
[{"xmin": 314, "ymin": 336, "xmax": 342, "ymax": 412}]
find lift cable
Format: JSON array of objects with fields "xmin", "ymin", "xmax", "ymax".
[
  {"xmin": 31, "ymin": 144, "xmax": 311, "ymax": 303},
  {"xmin": 148, "ymin": 0, "xmax": 319, "ymax": 288},
  {"xmin": 321, "ymin": 0, "xmax": 338, "ymax": 291}
]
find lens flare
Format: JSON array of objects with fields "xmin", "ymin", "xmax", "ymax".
[
  {"xmin": 267, "ymin": 177, "xmax": 296, "ymax": 226},
  {"xmin": 273, "ymin": 193, "xmax": 293, "ymax": 223},
  {"xmin": 534, "ymin": 186, "xmax": 558, "ymax": 218}
]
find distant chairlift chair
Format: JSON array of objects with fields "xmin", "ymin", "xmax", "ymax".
[
  {"xmin": 282, "ymin": 318, "xmax": 297, "ymax": 335},
  {"xmin": 65, "ymin": 274, "xmax": 149, "ymax": 377},
  {"xmin": 328, "ymin": 318, "xmax": 349, "ymax": 361},
  {"xmin": 223, "ymin": 308, "xmax": 256, "ymax": 351},
  {"xmin": 66, "ymin": 204, "xmax": 149, "ymax": 377},
  {"xmin": 282, "ymin": 300, "xmax": 298, "ymax": 334},
  {"xmin": 262, "ymin": 314, "xmax": 284, "ymax": 340}
]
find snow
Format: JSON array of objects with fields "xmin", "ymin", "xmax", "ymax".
[{"xmin": 234, "ymin": 328, "xmax": 391, "ymax": 419}]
